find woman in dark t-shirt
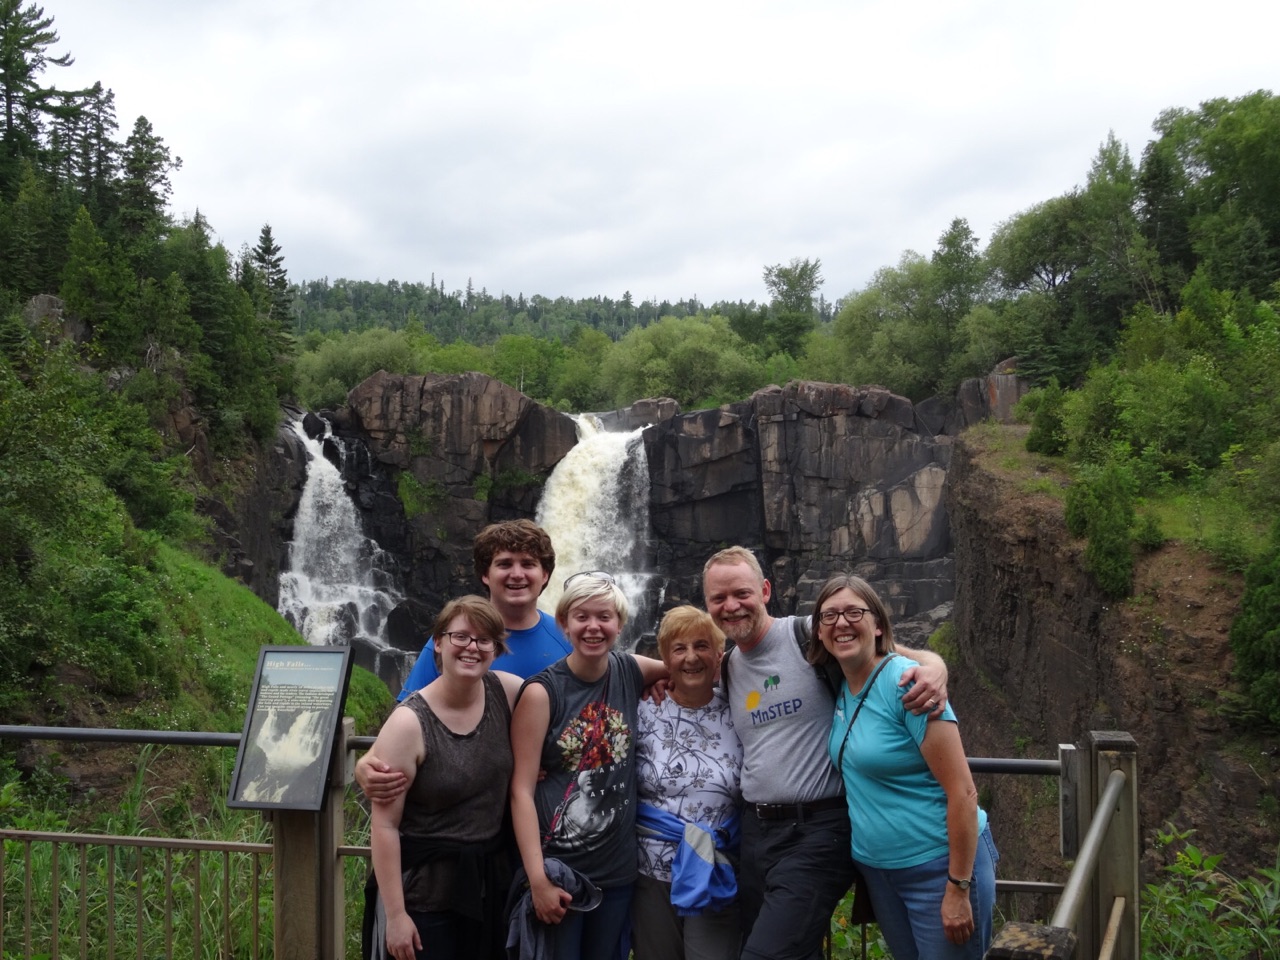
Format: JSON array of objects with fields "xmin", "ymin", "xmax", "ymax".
[{"xmin": 509, "ymin": 572, "xmax": 668, "ymax": 960}]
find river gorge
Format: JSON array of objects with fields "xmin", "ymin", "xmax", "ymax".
[{"xmin": 213, "ymin": 369, "xmax": 1277, "ymax": 883}]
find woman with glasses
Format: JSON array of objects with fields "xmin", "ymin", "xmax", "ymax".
[
  {"xmin": 508, "ymin": 572, "xmax": 667, "ymax": 960},
  {"xmin": 808, "ymin": 574, "xmax": 998, "ymax": 960},
  {"xmin": 365, "ymin": 596, "xmax": 522, "ymax": 960}
]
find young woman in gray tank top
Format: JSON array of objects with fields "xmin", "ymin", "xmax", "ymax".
[{"xmin": 365, "ymin": 596, "xmax": 524, "ymax": 960}]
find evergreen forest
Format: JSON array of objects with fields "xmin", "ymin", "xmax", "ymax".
[
  {"xmin": 3, "ymin": 5, "xmax": 1280, "ymax": 733},
  {"xmin": 2, "ymin": 4, "xmax": 1280, "ymax": 955}
]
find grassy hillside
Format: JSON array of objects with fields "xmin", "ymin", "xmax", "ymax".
[{"xmin": 1, "ymin": 540, "xmax": 394, "ymax": 832}]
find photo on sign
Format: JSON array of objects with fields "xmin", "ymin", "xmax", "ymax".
[{"xmin": 228, "ymin": 646, "xmax": 352, "ymax": 811}]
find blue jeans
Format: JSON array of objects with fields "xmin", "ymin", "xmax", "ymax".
[
  {"xmin": 545, "ymin": 882, "xmax": 633, "ymax": 960},
  {"xmin": 855, "ymin": 826, "xmax": 999, "ymax": 960}
]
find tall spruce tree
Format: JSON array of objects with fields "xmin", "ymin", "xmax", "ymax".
[
  {"xmin": 0, "ymin": 1, "xmax": 74, "ymax": 187},
  {"xmin": 250, "ymin": 222, "xmax": 291, "ymax": 328},
  {"xmin": 117, "ymin": 114, "xmax": 179, "ymax": 242}
]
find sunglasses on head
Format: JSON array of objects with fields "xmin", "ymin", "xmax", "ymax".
[{"xmin": 563, "ymin": 570, "xmax": 617, "ymax": 589}]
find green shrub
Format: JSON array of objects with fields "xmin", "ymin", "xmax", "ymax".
[
  {"xmin": 1133, "ymin": 512, "xmax": 1166, "ymax": 552},
  {"xmin": 396, "ymin": 472, "xmax": 446, "ymax": 519},
  {"xmin": 1230, "ymin": 522, "xmax": 1280, "ymax": 727},
  {"xmin": 1024, "ymin": 380, "xmax": 1067, "ymax": 456},
  {"xmin": 1065, "ymin": 460, "xmax": 1137, "ymax": 598},
  {"xmin": 1142, "ymin": 825, "xmax": 1280, "ymax": 960}
]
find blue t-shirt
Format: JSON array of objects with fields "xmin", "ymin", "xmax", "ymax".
[
  {"xmin": 397, "ymin": 609, "xmax": 571, "ymax": 701},
  {"xmin": 827, "ymin": 654, "xmax": 987, "ymax": 869}
]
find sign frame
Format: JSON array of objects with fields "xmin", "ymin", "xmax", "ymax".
[{"xmin": 227, "ymin": 645, "xmax": 354, "ymax": 811}]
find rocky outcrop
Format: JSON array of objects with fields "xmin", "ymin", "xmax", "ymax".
[
  {"xmin": 219, "ymin": 367, "xmax": 1027, "ymax": 650},
  {"xmin": 646, "ymin": 382, "xmax": 957, "ymax": 633},
  {"xmin": 945, "ymin": 435, "xmax": 1279, "ymax": 881},
  {"xmin": 335, "ymin": 371, "xmax": 580, "ymax": 619},
  {"xmin": 207, "ymin": 408, "xmax": 311, "ymax": 608}
]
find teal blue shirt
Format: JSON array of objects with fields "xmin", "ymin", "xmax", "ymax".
[{"xmin": 826, "ymin": 654, "xmax": 986, "ymax": 869}]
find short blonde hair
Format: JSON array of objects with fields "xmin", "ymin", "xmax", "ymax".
[
  {"xmin": 555, "ymin": 573, "xmax": 630, "ymax": 628},
  {"xmin": 656, "ymin": 605, "xmax": 725, "ymax": 661},
  {"xmin": 702, "ymin": 546, "xmax": 765, "ymax": 583}
]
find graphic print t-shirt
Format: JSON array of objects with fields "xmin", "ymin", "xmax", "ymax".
[
  {"xmin": 525, "ymin": 650, "xmax": 644, "ymax": 888},
  {"xmin": 725, "ymin": 616, "xmax": 844, "ymax": 804},
  {"xmin": 635, "ymin": 689, "xmax": 743, "ymax": 882}
]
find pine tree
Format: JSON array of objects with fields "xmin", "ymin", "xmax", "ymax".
[
  {"xmin": 117, "ymin": 114, "xmax": 180, "ymax": 241},
  {"xmin": 251, "ymin": 222, "xmax": 293, "ymax": 338},
  {"xmin": 0, "ymin": 1, "xmax": 75, "ymax": 187}
]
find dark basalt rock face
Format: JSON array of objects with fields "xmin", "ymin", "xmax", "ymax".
[
  {"xmin": 207, "ymin": 405, "xmax": 311, "ymax": 610},
  {"xmin": 645, "ymin": 381, "xmax": 959, "ymax": 636},
  {"xmin": 944, "ymin": 438, "xmax": 1278, "ymax": 882},
  {"xmin": 220, "ymin": 369, "xmax": 1025, "ymax": 651}
]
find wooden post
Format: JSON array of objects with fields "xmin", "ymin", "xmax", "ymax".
[
  {"xmin": 274, "ymin": 810, "xmax": 321, "ymax": 960},
  {"xmin": 274, "ymin": 718, "xmax": 354, "ymax": 960},
  {"xmin": 1058, "ymin": 743, "xmax": 1078, "ymax": 859},
  {"xmin": 320, "ymin": 718, "xmax": 355, "ymax": 960},
  {"xmin": 1090, "ymin": 730, "xmax": 1140, "ymax": 960}
]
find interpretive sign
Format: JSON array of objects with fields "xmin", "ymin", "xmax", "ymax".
[{"xmin": 227, "ymin": 645, "xmax": 353, "ymax": 811}]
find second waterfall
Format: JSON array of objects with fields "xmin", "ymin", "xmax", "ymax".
[{"xmin": 535, "ymin": 416, "xmax": 659, "ymax": 649}]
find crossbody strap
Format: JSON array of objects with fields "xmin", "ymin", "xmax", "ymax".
[{"xmin": 835, "ymin": 653, "xmax": 898, "ymax": 773}]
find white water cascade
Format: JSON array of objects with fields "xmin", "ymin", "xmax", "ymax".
[
  {"xmin": 277, "ymin": 420, "xmax": 405, "ymax": 670},
  {"xmin": 536, "ymin": 416, "xmax": 659, "ymax": 649}
]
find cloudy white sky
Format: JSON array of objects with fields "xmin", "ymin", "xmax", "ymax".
[{"xmin": 48, "ymin": 0, "xmax": 1280, "ymax": 305}]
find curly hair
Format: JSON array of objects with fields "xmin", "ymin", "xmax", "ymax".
[
  {"xmin": 472, "ymin": 519, "xmax": 555, "ymax": 588},
  {"xmin": 656, "ymin": 605, "xmax": 726, "ymax": 660}
]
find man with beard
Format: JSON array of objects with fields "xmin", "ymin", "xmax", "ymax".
[{"xmin": 702, "ymin": 547, "xmax": 949, "ymax": 960}]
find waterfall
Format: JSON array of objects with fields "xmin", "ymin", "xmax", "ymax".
[
  {"xmin": 536, "ymin": 416, "xmax": 659, "ymax": 650},
  {"xmin": 277, "ymin": 420, "xmax": 408, "ymax": 678}
]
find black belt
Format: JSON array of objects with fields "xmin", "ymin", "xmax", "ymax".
[{"xmin": 749, "ymin": 796, "xmax": 846, "ymax": 821}]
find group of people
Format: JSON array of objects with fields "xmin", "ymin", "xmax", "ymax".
[{"xmin": 356, "ymin": 520, "xmax": 997, "ymax": 960}]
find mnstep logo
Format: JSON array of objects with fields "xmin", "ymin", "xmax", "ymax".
[{"xmin": 743, "ymin": 675, "xmax": 781, "ymax": 710}]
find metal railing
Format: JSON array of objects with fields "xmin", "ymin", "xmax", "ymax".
[
  {"xmin": 0, "ymin": 829, "xmax": 271, "ymax": 959},
  {"xmin": 1, "ymin": 725, "xmax": 1141, "ymax": 960},
  {"xmin": 987, "ymin": 731, "xmax": 1141, "ymax": 960}
]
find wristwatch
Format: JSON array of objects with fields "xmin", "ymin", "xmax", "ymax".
[{"xmin": 947, "ymin": 874, "xmax": 973, "ymax": 890}]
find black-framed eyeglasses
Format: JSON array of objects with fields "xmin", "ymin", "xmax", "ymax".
[
  {"xmin": 818, "ymin": 607, "xmax": 871, "ymax": 625},
  {"xmin": 563, "ymin": 571, "xmax": 617, "ymax": 589},
  {"xmin": 441, "ymin": 631, "xmax": 497, "ymax": 652}
]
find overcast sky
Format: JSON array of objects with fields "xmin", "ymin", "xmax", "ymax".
[{"xmin": 48, "ymin": 0, "xmax": 1280, "ymax": 305}]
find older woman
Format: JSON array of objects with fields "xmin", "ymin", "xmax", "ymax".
[
  {"xmin": 508, "ymin": 571, "xmax": 667, "ymax": 960},
  {"xmin": 809, "ymin": 574, "xmax": 997, "ymax": 960},
  {"xmin": 633, "ymin": 605, "xmax": 743, "ymax": 960},
  {"xmin": 365, "ymin": 596, "xmax": 522, "ymax": 960}
]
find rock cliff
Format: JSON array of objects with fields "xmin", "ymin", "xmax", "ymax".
[
  {"xmin": 945, "ymin": 427, "xmax": 1280, "ymax": 881},
  {"xmin": 231, "ymin": 373, "xmax": 1013, "ymax": 653}
]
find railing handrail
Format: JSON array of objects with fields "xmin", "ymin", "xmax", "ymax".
[
  {"xmin": 0, "ymin": 723, "xmax": 1057, "ymax": 774},
  {"xmin": 1052, "ymin": 767, "xmax": 1127, "ymax": 929},
  {"xmin": 3, "ymin": 721, "xmax": 1137, "ymax": 958},
  {"xmin": 0, "ymin": 827, "xmax": 271, "ymax": 854},
  {"xmin": 0, "ymin": 725, "xmax": 241, "ymax": 747}
]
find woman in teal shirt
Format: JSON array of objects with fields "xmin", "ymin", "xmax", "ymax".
[{"xmin": 808, "ymin": 574, "xmax": 997, "ymax": 960}]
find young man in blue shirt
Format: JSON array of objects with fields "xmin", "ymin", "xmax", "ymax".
[{"xmin": 355, "ymin": 519, "xmax": 570, "ymax": 799}]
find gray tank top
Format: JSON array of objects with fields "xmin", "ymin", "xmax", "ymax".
[{"xmin": 398, "ymin": 672, "xmax": 512, "ymax": 911}]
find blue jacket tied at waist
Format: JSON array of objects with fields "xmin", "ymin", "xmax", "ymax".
[{"xmin": 636, "ymin": 803, "xmax": 740, "ymax": 915}]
